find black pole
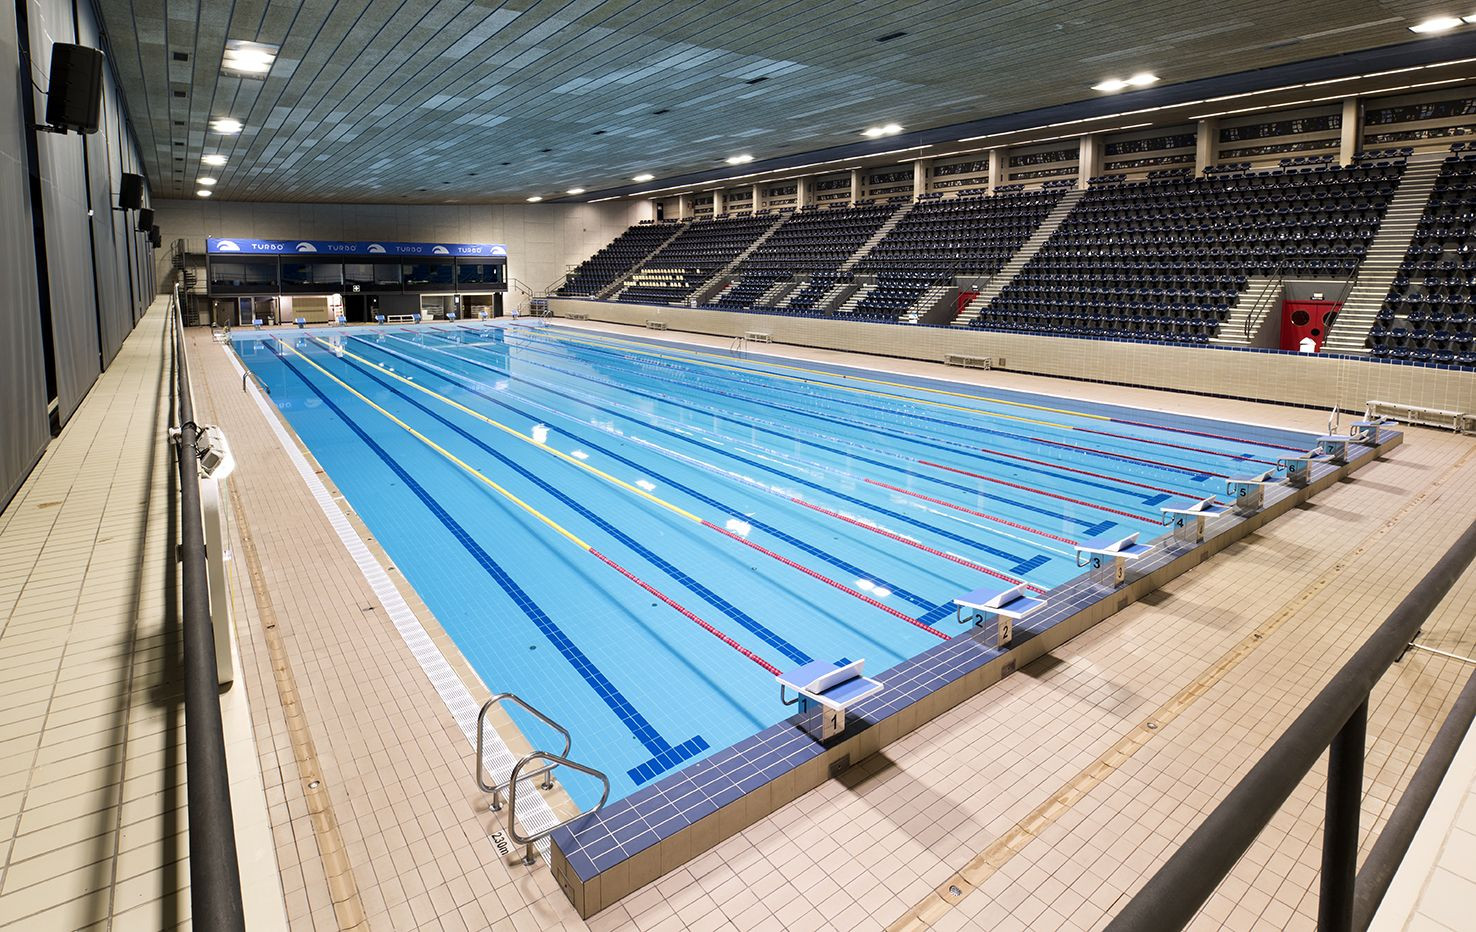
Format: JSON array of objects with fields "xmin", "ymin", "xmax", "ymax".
[
  {"xmin": 1319, "ymin": 701, "xmax": 1366, "ymax": 932},
  {"xmin": 172, "ymin": 294, "xmax": 247, "ymax": 930}
]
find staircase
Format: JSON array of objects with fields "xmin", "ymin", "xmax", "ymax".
[
  {"xmin": 1209, "ymin": 277, "xmax": 1283, "ymax": 347},
  {"xmin": 833, "ymin": 283, "xmax": 876, "ymax": 314},
  {"xmin": 903, "ymin": 285, "xmax": 951, "ymax": 324},
  {"xmin": 595, "ymin": 221, "xmax": 690, "ymax": 299},
  {"xmin": 1322, "ymin": 155, "xmax": 1445, "ymax": 354},
  {"xmin": 839, "ymin": 200, "xmax": 917, "ymax": 272},
  {"xmin": 952, "ymin": 188, "xmax": 1085, "ymax": 327},
  {"xmin": 756, "ymin": 278, "xmax": 793, "ymax": 307},
  {"xmin": 689, "ymin": 215, "xmax": 788, "ymax": 304}
]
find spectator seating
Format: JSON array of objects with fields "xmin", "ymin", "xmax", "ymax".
[
  {"xmin": 615, "ymin": 213, "xmax": 777, "ymax": 304},
  {"xmin": 558, "ymin": 220, "xmax": 683, "ymax": 295},
  {"xmin": 1367, "ymin": 150, "xmax": 1476, "ymax": 367},
  {"xmin": 972, "ymin": 159, "xmax": 1406, "ymax": 344}
]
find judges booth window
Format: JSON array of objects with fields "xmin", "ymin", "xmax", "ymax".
[
  {"xmin": 209, "ymin": 259, "xmax": 279, "ymax": 294},
  {"xmin": 455, "ymin": 261, "xmax": 505, "ymax": 288},
  {"xmin": 402, "ymin": 260, "xmax": 454, "ymax": 290},
  {"xmin": 279, "ymin": 260, "xmax": 343, "ymax": 293},
  {"xmin": 343, "ymin": 262, "xmax": 403, "ymax": 292}
]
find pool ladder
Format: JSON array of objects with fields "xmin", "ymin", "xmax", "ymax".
[
  {"xmin": 475, "ymin": 693, "xmax": 610, "ymax": 865},
  {"xmin": 730, "ymin": 334, "xmax": 748, "ymax": 358}
]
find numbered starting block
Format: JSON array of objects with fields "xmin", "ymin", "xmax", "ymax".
[
  {"xmin": 1278, "ymin": 449, "xmax": 1320, "ymax": 487},
  {"xmin": 778, "ymin": 659, "xmax": 884, "ymax": 740},
  {"xmin": 1348, "ymin": 419, "xmax": 1385, "ymax": 445},
  {"xmin": 334, "ymin": 314, "xmax": 346, "ymax": 325},
  {"xmin": 446, "ymin": 311, "xmax": 458, "ymax": 321},
  {"xmin": 1315, "ymin": 435, "xmax": 1349, "ymax": 465},
  {"xmin": 374, "ymin": 314, "xmax": 386, "ymax": 325},
  {"xmin": 1075, "ymin": 532, "xmax": 1154, "ymax": 587},
  {"xmin": 1227, "ymin": 469, "xmax": 1276, "ymax": 514},
  {"xmin": 1161, "ymin": 496, "xmax": 1231, "ymax": 544},
  {"xmin": 953, "ymin": 580, "xmax": 1046, "ymax": 649},
  {"xmin": 251, "ymin": 317, "xmax": 264, "ymax": 329},
  {"xmin": 293, "ymin": 317, "xmax": 307, "ymax": 329}
]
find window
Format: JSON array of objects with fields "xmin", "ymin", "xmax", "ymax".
[
  {"xmin": 456, "ymin": 261, "xmax": 505, "ymax": 287},
  {"xmin": 402, "ymin": 260, "xmax": 454, "ymax": 290},
  {"xmin": 343, "ymin": 261, "xmax": 403, "ymax": 291},
  {"xmin": 208, "ymin": 258, "xmax": 278, "ymax": 293},
  {"xmin": 279, "ymin": 260, "xmax": 343, "ymax": 292}
]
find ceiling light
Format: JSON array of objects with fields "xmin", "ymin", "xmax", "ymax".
[
  {"xmin": 1092, "ymin": 78, "xmax": 1130, "ymax": 92},
  {"xmin": 526, "ymin": 195, "xmax": 543, "ymax": 202},
  {"xmin": 566, "ymin": 187, "xmax": 585, "ymax": 194},
  {"xmin": 862, "ymin": 123, "xmax": 903, "ymax": 138},
  {"xmin": 202, "ymin": 153, "xmax": 227, "ymax": 166},
  {"xmin": 725, "ymin": 154, "xmax": 754, "ymax": 165},
  {"xmin": 210, "ymin": 118, "xmax": 243, "ymax": 134},
  {"xmin": 222, "ymin": 39, "xmax": 278, "ymax": 78},
  {"xmin": 1127, "ymin": 72, "xmax": 1159, "ymax": 87},
  {"xmin": 196, "ymin": 189, "xmax": 212, "ymax": 197},
  {"xmin": 1410, "ymin": 15, "xmax": 1463, "ymax": 32},
  {"xmin": 633, "ymin": 173, "xmax": 655, "ymax": 182},
  {"xmin": 197, "ymin": 177, "xmax": 217, "ymax": 185}
]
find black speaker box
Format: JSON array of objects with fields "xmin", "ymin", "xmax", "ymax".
[
  {"xmin": 118, "ymin": 173, "xmax": 144, "ymax": 210},
  {"xmin": 136, "ymin": 207, "xmax": 154, "ymax": 232},
  {"xmin": 148, "ymin": 225, "xmax": 161, "ymax": 248},
  {"xmin": 45, "ymin": 44, "xmax": 103, "ymax": 134}
]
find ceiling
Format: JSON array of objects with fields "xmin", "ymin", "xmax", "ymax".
[{"xmin": 94, "ymin": 0, "xmax": 1474, "ymax": 204}]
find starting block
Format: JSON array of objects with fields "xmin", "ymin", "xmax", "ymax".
[
  {"xmin": 1315, "ymin": 435, "xmax": 1348, "ymax": 465},
  {"xmin": 1075, "ymin": 532, "xmax": 1153, "ymax": 587},
  {"xmin": 334, "ymin": 314, "xmax": 346, "ymax": 325},
  {"xmin": 1348, "ymin": 419, "xmax": 1385, "ymax": 445},
  {"xmin": 374, "ymin": 314, "xmax": 386, "ymax": 325},
  {"xmin": 446, "ymin": 311, "xmax": 458, "ymax": 321},
  {"xmin": 1278, "ymin": 449, "xmax": 1320, "ymax": 487},
  {"xmin": 1226, "ymin": 469, "xmax": 1276, "ymax": 514},
  {"xmin": 778, "ymin": 659, "xmax": 884, "ymax": 740},
  {"xmin": 1161, "ymin": 496, "xmax": 1231, "ymax": 544},
  {"xmin": 251, "ymin": 317, "xmax": 264, "ymax": 329},
  {"xmin": 293, "ymin": 317, "xmax": 306, "ymax": 329},
  {"xmin": 953, "ymin": 580, "xmax": 1046, "ymax": 649}
]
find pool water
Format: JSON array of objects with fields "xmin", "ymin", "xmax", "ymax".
[{"xmin": 233, "ymin": 322, "xmax": 1316, "ymax": 806}]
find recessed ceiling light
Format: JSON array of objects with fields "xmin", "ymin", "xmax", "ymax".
[
  {"xmin": 633, "ymin": 173, "xmax": 655, "ymax": 182},
  {"xmin": 210, "ymin": 118, "xmax": 243, "ymax": 134},
  {"xmin": 222, "ymin": 40, "xmax": 278, "ymax": 78},
  {"xmin": 1128, "ymin": 72, "xmax": 1159, "ymax": 86},
  {"xmin": 198, "ymin": 177, "xmax": 217, "ymax": 185},
  {"xmin": 566, "ymin": 187, "xmax": 585, "ymax": 194},
  {"xmin": 202, "ymin": 154, "xmax": 227, "ymax": 166},
  {"xmin": 1092, "ymin": 74, "xmax": 1155, "ymax": 92},
  {"xmin": 196, "ymin": 189, "xmax": 212, "ymax": 197},
  {"xmin": 862, "ymin": 123, "xmax": 903, "ymax": 138},
  {"xmin": 1411, "ymin": 15, "xmax": 1464, "ymax": 32},
  {"xmin": 526, "ymin": 195, "xmax": 543, "ymax": 202},
  {"xmin": 725, "ymin": 154, "xmax": 754, "ymax": 165}
]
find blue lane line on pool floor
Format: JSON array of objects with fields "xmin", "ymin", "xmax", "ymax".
[
  {"xmin": 350, "ymin": 335, "xmax": 945, "ymax": 615},
  {"xmin": 269, "ymin": 342, "xmax": 708, "ymax": 785}
]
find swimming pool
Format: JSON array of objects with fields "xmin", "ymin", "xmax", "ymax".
[{"xmin": 232, "ymin": 322, "xmax": 1318, "ymax": 807}]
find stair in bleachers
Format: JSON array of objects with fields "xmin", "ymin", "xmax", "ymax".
[
  {"xmin": 1322, "ymin": 154, "xmax": 1446, "ymax": 354},
  {"xmin": 1209, "ymin": 277, "xmax": 1282, "ymax": 347},
  {"xmin": 839, "ymin": 200, "xmax": 917, "ymax": 272},
  {"xmin": 592, "ymin": 221, "xmax": 691, "ymax": 298},
  {"xmin": 902, "ymin": 285, "xmax": 951, "ymax": 324},
  {"xmin": 689, "ymin": 214, "xmax": 789, "ymax": 304},
  {"xmin": 833, "ymin": 283, "xmax": 876, "ymax": 314},
  {"xmin": 757, "ymin": 278, "xmax": 794, "ymax": 307},
  {"xmin": 953, "ymin": 188, "xmax": 1085, "ymax": 327}
]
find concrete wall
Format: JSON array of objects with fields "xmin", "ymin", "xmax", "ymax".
[
  {"xmin": 551, "ymin": 298, "xmax": 1476, "ymax": 416},
  {"xmin": 152, "ymin": 199, "xmax": 652, "ymax": 297}
]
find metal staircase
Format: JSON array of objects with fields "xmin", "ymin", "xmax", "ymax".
[
  {"xmin": 689, "ymin": 214, "xmax": 789, "ymax": 305},
  {"xmin": 838, "ymin": 200, "xmax": 917, "ymax": 272},
  {"xmin": 952, "ymin": 188, "xmax": 1085, "ymax": 327},
  {"xmin": 595, "ymin": 221, "xmax": 691, "ymax": 299},
  {"xmin": 1322, "ymin": 155, "xmax": 1445, "ymax": 354}
]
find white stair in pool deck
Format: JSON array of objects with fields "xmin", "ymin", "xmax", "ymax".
[
  {"xmin": 1210, "ymin": 277, "xmax": 1282, "ymax": 347},
  {"xmin": 690, "ymin": 214, "xmax": 788, "ymax": 304},
  {"xmin": 952, "ymin": 188, "xmax": 1085, "ymax": 327},
  {"xmin": 834, "ymin": 283, "xmax": 876, "ymax": 314},
  {"xmin": 839, "ymin": 200, "xmax": 917, "ymax": 272},
  {"xmin": 1322, "ymin": 156, "xmax": 1446, "ymax": 354},
  {"xmin": 903, "ymin": 285, "xmax": 951, "ymax": 323},
  {"xmin": 595, "ymin": 221, "xmax": 690, "ymax": 299}
]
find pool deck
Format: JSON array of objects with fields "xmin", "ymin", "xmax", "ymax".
[{"xmin": 8, "ymin": 302, "xmax": 1471, "ymax": 930}]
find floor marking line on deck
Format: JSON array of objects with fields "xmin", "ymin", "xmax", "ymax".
[{"xmin": 888, "ymin": 441, "xmax": 1464, "ymax": 930}]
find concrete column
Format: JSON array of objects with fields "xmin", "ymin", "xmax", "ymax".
[
  {"xmin": 796, "ymin": 177, "xmax": 812, "ymax": 208},
  {"xmin": 676, "ymin": 194, "xmax": 690, "ymax": 219},
  {"xmin": 850, "ymin": 168, "xmax": 862, "ymax": 205},
  {"xmin": 1077, "ymin": 135, "xmax": 1102, "ymax": 189},
  {"xmin": 1340, "ymin": 98, "xmax": 1361, "ymax": 164},
  {"xmin": 913, "ymin": 158, "xmax": 931, "ymax": 199},
  {"xmin": 751, "ymin": 183, "xmax": 763, "ymax": 211},
  {"xmin": 1195, "ymin": 118, "xmax": 1219, "ymax": 174},
  {"xmin": 987, "ymin": 149, "xmax": 1005, "ymax": 193}
]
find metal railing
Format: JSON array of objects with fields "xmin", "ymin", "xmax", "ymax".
[
  {"xmin": 1242, "ymin": 271, "xmax": 1286, "ymax": 342},
  {"xmin": 168, "ymin": 286, "xmax": 247, "ymax": 929},
  {"xmin": 475, "ymin": 693, "xmax": 570, "ymax": 811},
  {"xmin": 1106, "ymin": 518, "xmax": 1476, "ymax": 932}
]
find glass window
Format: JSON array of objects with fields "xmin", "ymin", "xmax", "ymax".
[
  {"xmin": 279, "ymin": 261, "xmax": 343, "ymax": 292},
  {"xmin": 456, "ymin": 261, "xmax": 505, "ymax": 287},
  {"xmin": 343, "ymin": 262, "xmax": 403, "ymax": 291},
  {"xmin": 209, "ymin": 258, "xmax": 278, "ymax": 294},
  {"xmin": 402, "ymin": 260, "xmax": 454, "ymax": 290}
]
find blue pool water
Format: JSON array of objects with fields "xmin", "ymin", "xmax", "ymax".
[{"xmin": 233, "ymin": 322, "xmax": 1317, "ymax": 806}]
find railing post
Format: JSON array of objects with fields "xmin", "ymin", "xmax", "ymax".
[{"xmin": 1319, "ymin": 700, "xmax": 1366, "ymax": 932}]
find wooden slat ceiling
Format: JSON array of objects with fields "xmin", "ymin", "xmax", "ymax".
[{"xmin": 94, "ymin": 0, "xmax": 1458, "ymax": 203}]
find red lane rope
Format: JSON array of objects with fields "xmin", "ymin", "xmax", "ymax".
[
  {"xmin": 978, "ymin": 448, "xmax": 1195, "ymax": 498},
  {"xmin": 1027, "ymin": 437, "xmax": 1230, "ymax": 478},
  {"xmin": 864, "ymin": 479, "xmax": 1081, "ymax": 546},
  {"xmin": 700, "ymin": 519, "xmax": 954, "ymax": 640},
  {"xmin": 1072, "ymin": 425, "xmax": 1279, "ymax": 466},
  {"xmin": 589, "ymin": 549, "xmax": 783, "ymax": 675},
  {"xmin": 786, "ymin": 498, "xmax": 1047, "ymax": 596},
  {"xmin": 1107, "ymin": 416, "xmax": 1305, "ymax": 452},
  {"xmin": 918, "ymin": 460, "xmax": 1160, "ymax": 524}
]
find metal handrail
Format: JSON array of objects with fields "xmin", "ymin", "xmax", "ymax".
[
  {"xmin": 168, "ymin": 285, "xmax": 247, "ymax": 930},
  {"xmin": 1242, "ymin": 271, "xmax": 1285, "ymax": 342},
  {"xmin": 1106, "ymin": 518, "xmax": 1476, "ymax": 932},
  {"xmin": 475, "ymin": 693, "xmax": 571, "ymax": 810},
  {"xmin": 506, "ymin": 751, "xmax": 611, "ymax": 865}
]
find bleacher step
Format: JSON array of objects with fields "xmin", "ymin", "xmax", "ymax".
[{"xmin": 953, "ymin": 188, "xmax": 1084, "ymax": 327}]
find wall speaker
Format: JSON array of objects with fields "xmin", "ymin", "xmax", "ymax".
[
  {"xmin": 135, "ymin": 207, "xmax": 154, "ymax": 232},
  {"xmin": 118, "ymin": 173, "xmax": 144, "ymax": 210},
  {"xmin": 148, "ymin": 225, "xmax": 161, "ymax": 248},
  {"xmin": 44, "ymin": 44, "xmax": 104, "ymax": 134}
]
